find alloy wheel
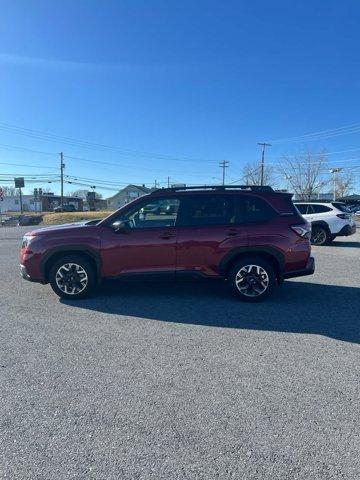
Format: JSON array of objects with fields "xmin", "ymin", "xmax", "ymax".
[
  {"xmin": 311, "ymin": 228, "xmax": 327, "ymax": 245},
  {"xmin": 55, "ymin": 263, "xmax": 88, "ymax": 295},
  {"xmin": 235, "ymin": 264, "xmax": 269, "ymax": 297}
]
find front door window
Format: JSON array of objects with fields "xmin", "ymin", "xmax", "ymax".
[{"xmin": 122, "ymin": 198, "xmax": 180, "ymax": 229}]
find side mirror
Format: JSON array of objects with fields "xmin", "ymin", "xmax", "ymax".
[{"xmin": 111, "ymin": 220, "xmax": 130, "ymax": 233}]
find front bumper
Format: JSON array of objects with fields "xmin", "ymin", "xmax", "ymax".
[
  {"xmin": 335, "ymin": 224, "xmax": 356, "ymax": 237},
  {"xmin": 283, "ymin": 256, "xmax": 315, "ymax": 280},
  {"xmin": 20, "ymin": 264, "xmax": 44, "ymax": 283}
]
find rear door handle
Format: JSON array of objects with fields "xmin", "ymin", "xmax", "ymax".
[{"xmin": 226, "ymin": 229, "xmax": 238, "ymax": 236}]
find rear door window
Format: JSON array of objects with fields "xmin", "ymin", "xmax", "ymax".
[
  {"xmin": 332, "ymin": 202, "xmax": 351, "ymax": 213},
  {"xmin": 180, "ymin": 195, "xmax": 235, "ymax": 226}
]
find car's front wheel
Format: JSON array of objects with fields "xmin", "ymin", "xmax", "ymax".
[
  {"xmin": 49, "ymin": 255, "xmax": 96, "ymax": 299},
  {"xmin": 228, "ymin": 257, "xmax": 276, "ymax": 302}
]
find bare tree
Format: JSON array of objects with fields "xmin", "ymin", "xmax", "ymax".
[
  {"xmin": 242, "ymin": 162, "xmax": 277, "ymax": 187},
  {"xmin": 335, "ymin": 173, "xmax": 353, "ymax": 198},
  {"xmin": 67, "ymin": 189, "xmax": 103, "ymax": 199},
  {"xmin": 280, "ymin": 150, "xmax": 329, "ymax": 199},
  {"xmin": 0, "ymin": 186, "xmax": 16, "ymax": 196}
]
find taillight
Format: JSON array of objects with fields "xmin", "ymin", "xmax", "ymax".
[
  {"xmin": 336, "ymin": 213, "xmax": 350, "ymax": 219},
  {"xmin": 291, "ymin": 223, "xmax": 311, "ymax": 239}
]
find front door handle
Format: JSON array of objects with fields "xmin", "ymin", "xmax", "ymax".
[
  {"xmin": 226, "ymin": 229, "xmax": 238, "ymax": 236},
  {"xmin": 159, "ymin": 232, "xmax": 175, "ymax": 239}
]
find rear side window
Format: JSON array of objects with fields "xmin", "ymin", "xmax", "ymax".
[
  {"xmin": 332, "ymin": 202, "xmax": 351, "ymax": 213},
  {"xmin": 295, "ymin": 204, "xmax": 308, "ymax": 214},
  {"xmin": 181, "ymin": 195, "xmax": 235, "ymax": 226},
  {"xmin": 238, "ymin": 196, "xmax": 276, "ymax": 223},
  {"xmin": 296, "ymin": 204, "xmax": 317, "ymax": 214},
  {"xmin": 312, "ymin": 205, "xmax": 332, "ymax": 213}
]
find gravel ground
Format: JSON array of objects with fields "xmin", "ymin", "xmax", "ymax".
[{"xmin": 1, "ymin": 226, "xmax": 360, "ymax": 479}]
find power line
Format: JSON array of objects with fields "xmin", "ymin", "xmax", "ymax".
[
  {"xmin": 0, "ymin": 143, "xmax": 56, "ymax": 156},
  {"xmin": 270, "ymin": 122, "xmax": 360, "ymax": 144},
  {"xmin": 0, "ymin": 121, "xmax": 218, "ymax": 163},
  {"xmin": 64, "ymin": 154, "xmax": 209, "ymax": 176},
  {"xmin": 0, "ymin": 161, "xmax": 57, "ymax": 169}
]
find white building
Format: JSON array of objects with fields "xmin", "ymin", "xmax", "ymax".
[
  {"xmin": 0, "ymin": 195, "xmax": 41, "ymax": 213},
  {"xmin": 107, "ymin": 185, "xmax": 150, "ymax": 209}
]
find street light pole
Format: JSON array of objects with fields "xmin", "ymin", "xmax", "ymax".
[
  {"xmin": 60, "ymin": 152, "xmax": 65, "ymax": 209},
  {"xmin": 329, "ymin": 168, "xmax": 342, "ymax": 201},
  {"xmin": 284, "ymin": 174, "xmax": 293, "ymax": 192}
]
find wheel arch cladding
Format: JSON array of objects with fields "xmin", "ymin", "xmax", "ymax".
[
  {"xmin": 220, "ymin": 247, "xmax": 283, "ymax": 280},
  {"xmin": 311, "ymin": 220, "xmax": 331, "ymax": 233},
  {"xmin": 41, "ymin": 247, "xmax": 101, "ymax": 282}
]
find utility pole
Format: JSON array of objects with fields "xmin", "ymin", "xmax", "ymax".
[
  {"xmin": 219, "ymin": 160, "xmax": 229, "ymax": 185},
  {"xmin": 258, "ymin": 142, "xmax": 271, "ymax": 186},
  {"xmin": 19, "ymin": 187, "xmax": 23, "ymax": 214},
  {"xmin": 330, "ymin": 168, "xmax": 342, "ymax": 201},
  {"xmin": 167, "ymin": 176, "xmax": 170, "ymax": 188},
  {"xmin": 60, "ymin": 152, "xmax": 65, "ymax": 209}
]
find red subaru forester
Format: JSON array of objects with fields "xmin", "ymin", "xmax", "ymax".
[{"xmin": 20, "ymin": 185, "xmax": 314, "ymax": 302}]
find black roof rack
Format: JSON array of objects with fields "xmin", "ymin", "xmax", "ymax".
[
  {"xmin": 293, "ymin": 199, "xmax": 337, "ymax": 203},
  {"xmin": 152, "ymin": 185, "xmax": 274, "ymax": 193}
]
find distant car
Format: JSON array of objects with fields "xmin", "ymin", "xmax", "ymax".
[
  {"xmin": 294, "ymin": 201, "xmax": 356, "ymax": 245},
  {"xmin": 1, "ymin": 216, "xmax": 18, "ymax": 227},
  {"xmin": 18, "ymin": 215, "xmax": 43, "ymax": 226},
  {"xmin": 347, "ymin": 204, "xmax": 360, "ymax": 215},
  {"xmin": 53, "ymin": 204, "xmax": 76, "ymax": 213}
]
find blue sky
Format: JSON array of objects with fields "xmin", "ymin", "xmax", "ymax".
[{"xmin": 1, "ymin": 0, "xmax": 360, "ymax": 196}]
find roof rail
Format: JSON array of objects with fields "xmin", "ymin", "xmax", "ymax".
[{"xmin": 152, "ymin": 185, "xmax": 274, "ymax": 193}]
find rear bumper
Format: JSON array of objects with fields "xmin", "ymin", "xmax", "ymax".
[
  {"xmin": 335, "ymin": 224, "xmax": 356, "ymax": 237},
  {"xmin": 283, "ymin": 256, "xmax": 315, "ymax": 280}
]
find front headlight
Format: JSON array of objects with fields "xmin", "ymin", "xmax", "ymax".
[{"xmin": 21, "ymin": 235, "xmax": 36, "ymax": 249}]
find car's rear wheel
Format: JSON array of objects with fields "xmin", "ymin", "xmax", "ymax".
[
  {"xmin": 311, "ymin": 226, "xmax": 329, "ymax": 245},
  {"xmin": 228, "ymin": 257, "xmax": 276, "ymax": 302},
  {"xmin": 49, "ymin": 255, "xmax": 96, "ymax": 299}
]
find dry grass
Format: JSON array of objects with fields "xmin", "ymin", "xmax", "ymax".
[{"xmin": 42, "ymin": 210, "xmax": 113, "ymax": 225}]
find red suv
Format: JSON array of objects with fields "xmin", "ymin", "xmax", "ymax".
[{"xmin": 20, "ymin": 185, "xmax": 314, "ymax": 302}]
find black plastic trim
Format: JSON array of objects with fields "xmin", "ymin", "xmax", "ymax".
[
  {"xmin": 40, "ymin": 245, "xmax": 102, "ymax": 281},
  {"xmin": 283, "ymin": 256, "xmax": 315, "ymax": 279},
  {"xmin": 219, "ymin": 246, "xmax": 285, "ymax": 275}
]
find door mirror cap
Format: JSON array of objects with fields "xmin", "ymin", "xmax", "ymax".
[{"xmin": 112, "ymin": 220, "xmax": 130, "ymax": 233}]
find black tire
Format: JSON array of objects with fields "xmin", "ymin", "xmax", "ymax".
[
  {"xmin": 49, "ymin": 254, "xmax": 96, "ymax": 299},
  {"xmin": 228, "ymin": 256, "xmax": 276, "ymax": 302},
  {"xmin": 328, "ymin": 234, "xmax": 336, "ymax": 242},
  {"xmin": 311, "ymin": 225, "xmax": 330, "ymax": 246}
]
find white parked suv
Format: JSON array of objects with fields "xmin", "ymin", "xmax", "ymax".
[{"xmin": 294, "ymin": 201, "xmax": 357, "ymax": 245}]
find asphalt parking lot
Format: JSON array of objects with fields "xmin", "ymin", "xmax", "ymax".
[{"xmin": 1, "ymin": 226, "xmax": 360, "ymax": 479}]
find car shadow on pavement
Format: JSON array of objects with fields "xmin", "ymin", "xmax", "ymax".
[
  {"xmin": 328, "ymin": 241, "xmax": 360, "ymax": 248},
  {"xmin": 62, "ymin": 279, "xmax": 360, "ymax": 344}
]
